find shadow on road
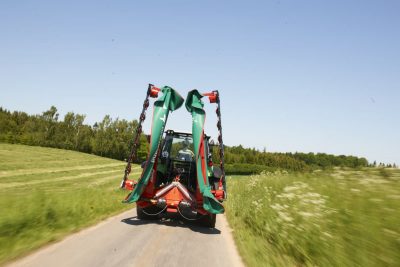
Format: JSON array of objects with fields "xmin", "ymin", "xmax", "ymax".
[{"xmin": 121, "ymin": 216, "xmax": 221, "ymax": 235}]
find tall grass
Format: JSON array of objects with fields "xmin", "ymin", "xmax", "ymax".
[
  {"xmin": 0, "ymin": 143, "xmax": 139, "ymax": 264},
  {"xmin": 225, "ymin": 168, "xmax": 400, "ymax": 266}
]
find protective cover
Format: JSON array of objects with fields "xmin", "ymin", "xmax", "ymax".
[
  {"xmin": 125, "ymin": 86, "xmax": 184, "ymax": 203},
  {"xmin": 185, "ymin": 90, "xmax": 225, "ymax": 214}
]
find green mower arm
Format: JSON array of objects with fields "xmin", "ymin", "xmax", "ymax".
[{"xmin": 124, "ymin": 86, "xmax": 184, "ymax": 203}]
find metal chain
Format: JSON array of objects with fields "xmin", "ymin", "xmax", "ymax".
[
  {"xmin": 120, "ymin": 84, "xmax": 153, "ymax": 188},
  {"xmin": 214, "ymin": 91, "xmax": 226, "ymax": 192}
]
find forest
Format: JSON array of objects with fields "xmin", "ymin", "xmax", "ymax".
[{"xmin": 0, "ymin": 106, "xmax": 370, "ymax": 173}]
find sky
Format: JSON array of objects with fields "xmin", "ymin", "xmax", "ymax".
[{"xmin": 0, "ymin": 0, "xmax": 399, "ymax": 164}]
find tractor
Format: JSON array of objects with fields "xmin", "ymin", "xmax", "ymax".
[{"xmin": 120, "ymin": 85, "xmax": 226, "ymax": 228}]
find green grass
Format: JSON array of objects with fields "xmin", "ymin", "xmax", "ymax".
[
  {"xmin": 225, "ymin": 168, "xmax": 400, "ymax": 267},
  {"xmin": 0, "ymin": 143, "xmax": 140, "ymax": 265}
]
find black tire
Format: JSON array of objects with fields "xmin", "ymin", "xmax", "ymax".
[
  {"xmin": 199, "ymin": 213, "xmax": 216, "ymax": 228},
  {"xmin": 136, "ymin": 205, "xmax": 159, "ymax": 220}
]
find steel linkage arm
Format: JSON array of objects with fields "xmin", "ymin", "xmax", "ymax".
[{"xmin": 120, "ymin": 84, "xmax": 161, "ymax": 189}]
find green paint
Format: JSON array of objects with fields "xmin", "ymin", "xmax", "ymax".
[
  {"xmin": 185, "ymin": 90, "xmax": 224, "ymax": 214},
  {"xmin": 125, "ymin": 86, "xmax": 184, "ymax": 203}
]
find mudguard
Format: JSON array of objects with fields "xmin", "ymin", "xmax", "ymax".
[
  {"xmin": 185, "ymin": 90, "xmax": 225, "ymax": 214},
  {"xmin": 125, "ymin": 86, "xmax": 184, "ymax": 203}
]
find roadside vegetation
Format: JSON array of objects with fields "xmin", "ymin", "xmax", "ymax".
[
  {"xmin": 0, "ymin": 143, "xmax": 140, "ymax": 265},
  {"xmin": 225, "ymin": 168, "xmax": 400, "ymax": 266}
]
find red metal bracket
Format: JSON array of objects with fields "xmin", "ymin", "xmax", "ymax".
[
  {"xmin": 124, "ymin": 179, "xmax": 137, "ymax": 191},
  {"xmin": 149, "ymin": 86, "xmax": 161, "ymax": 98},
  {"xmin": 202, "ymin": 91, "xmax": 218, "ymax": 103}
]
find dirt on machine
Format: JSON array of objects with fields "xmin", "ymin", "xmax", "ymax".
[{"xmin": 119, "ymin": 85, "xmax": 226, "ymax": 228}]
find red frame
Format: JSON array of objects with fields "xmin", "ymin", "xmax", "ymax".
[{"xmin": 124, "ymin": 176, "xmax": 224, "ymax": 215}]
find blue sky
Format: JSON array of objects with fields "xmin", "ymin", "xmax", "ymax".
[{"xmin": 1, "ymin": 0, "xmax": 399, "ymax": 164}]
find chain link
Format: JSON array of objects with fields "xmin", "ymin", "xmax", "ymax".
[
  {"xmin": 120, "ymin": 84, "xmax": 153, "ymax": 188},
  {"xmin": 214, "ymin": 91, "xmax": 226, "ymax": 192}
]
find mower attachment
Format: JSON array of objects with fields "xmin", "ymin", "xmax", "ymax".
[
  {"xmin": 124, "ymin": 86, "xmax": 184, "ymax": 203},
  {"xmin": 121, "ymin": 85, "xmax": 226, "ymax": 226},
  {"xmin": 185, "ymin": 90, "xmax": 224, "ymax": 214}
]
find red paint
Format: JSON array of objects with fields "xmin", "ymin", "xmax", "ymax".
[
  {"xmin": 149, "ymin": 86, "xmax": 161, "ymax": 98},
  {"xmin": 202, "ymin": 92, "xmax": 218, "ymax": 103},
  {"xmin": 124, "ymin": 179, "xmax": 137, "ymax": 191}
]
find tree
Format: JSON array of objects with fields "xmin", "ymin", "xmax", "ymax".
[{"xmin": 0, "ymin": 106, "xmax": 372, "ymax": 171}]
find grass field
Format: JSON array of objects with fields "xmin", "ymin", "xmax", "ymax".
[
  {"xmin": 225, "ymin": 168, "xmax": 400, "ymax": 267},
  {"xmin": 0, "ymin": 143, "xmax": 140, "ymax": 265}
]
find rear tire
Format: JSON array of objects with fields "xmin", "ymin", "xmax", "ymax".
[
  {"xmin": 199, "ymin": 213, "xmax": 216, "ymax": 228},
  {"xmin": 136, "ymin": 205, "xmax": 159, "ymax": 220}
]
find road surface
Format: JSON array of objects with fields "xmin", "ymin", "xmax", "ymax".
[{"xmin": 8, "ymin": 210, "xmax": 244, "ymax": 267}]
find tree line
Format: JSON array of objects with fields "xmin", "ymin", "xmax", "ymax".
[
  {"xmin": 0, "ymin": 106, "xmax": 149, "ymax": 162},
  {"xmin": 211, "ymin": 145, "xmax": 369, "ymax": 174},
  {"xmin": 1, "ymin": 106, "xmax": 370, "ymax": 172}
]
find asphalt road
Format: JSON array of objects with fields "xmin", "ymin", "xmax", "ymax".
[{"xmin": 8, "ymin": 209, "xmax": 244, "ymax": 267}]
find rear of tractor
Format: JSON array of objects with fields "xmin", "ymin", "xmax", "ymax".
[{"xmin": 120, "ymin": 85, "xmax": 226, "ymax": 228}]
